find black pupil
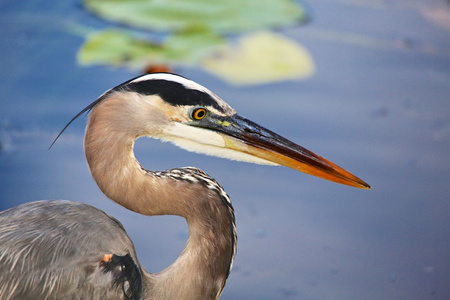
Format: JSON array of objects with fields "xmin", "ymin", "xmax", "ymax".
[{"xmin": 196, "ymin": 109, "xmax": 205, "ymax": 119}]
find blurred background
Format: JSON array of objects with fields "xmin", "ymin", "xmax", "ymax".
[{"xmin": 1, "ymin": 0, "xmax": 449, "ymax": 299}]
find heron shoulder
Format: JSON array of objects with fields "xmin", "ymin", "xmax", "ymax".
[{"xmin": 0, "ymin": 200, "xmax": 142, "ymax": 299}]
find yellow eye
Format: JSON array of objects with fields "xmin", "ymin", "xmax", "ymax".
[{"xmin": 192, "ymin": 108, "xmax": 207, "ymax": 120}]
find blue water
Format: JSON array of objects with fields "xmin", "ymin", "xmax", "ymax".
[{"xmin": 1, "ymin": 0, "xmax": 449, "ymax": 299}]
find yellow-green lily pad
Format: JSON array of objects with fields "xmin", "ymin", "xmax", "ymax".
[
  {"xmin": 83, "ymin": 0, "xmax": 308, "ymax": 33},
  {"xmin": 202, "ymin": 32, "xmax": 315, "ymax": 85}
]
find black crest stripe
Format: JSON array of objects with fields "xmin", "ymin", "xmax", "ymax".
[{"xmin": 122, "ymin": 80, "xmax": 225, "ymax": 112}]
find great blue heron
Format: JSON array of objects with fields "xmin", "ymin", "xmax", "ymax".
[{"xmin": 0, "ymin": 73, "xmax": 370, "ymax": 299}]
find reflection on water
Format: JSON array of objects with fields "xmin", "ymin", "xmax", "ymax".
[{"xmin": 1, "ymin": 0, "xmax": 449, "ymax": 299}]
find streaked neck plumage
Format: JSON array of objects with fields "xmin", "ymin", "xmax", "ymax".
[{"xmin": 84, "ymin": 91, "xmax": 236, "ymax": 299}]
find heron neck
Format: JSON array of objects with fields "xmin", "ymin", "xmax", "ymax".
[{"xmin": 84, "ymin": 100, "xmax": 235, "ymax": 299}]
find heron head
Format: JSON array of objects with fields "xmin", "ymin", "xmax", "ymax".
[{"xmin": 56, "ymin": 73, "xmax": 370, "ymax": 189}]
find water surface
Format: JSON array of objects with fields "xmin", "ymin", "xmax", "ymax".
[{"xmin": 1, "ymin": 0, "xmax": 449, "ymax": 299}]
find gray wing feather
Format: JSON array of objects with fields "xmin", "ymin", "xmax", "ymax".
[{"xmin": 0, "ymin": 200, "xmax": 142, "ymax": 300}]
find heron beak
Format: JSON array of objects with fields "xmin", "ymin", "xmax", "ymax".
[{"xmin": 208, "ymin": 114, "xmax": 370, "ymax": 189}]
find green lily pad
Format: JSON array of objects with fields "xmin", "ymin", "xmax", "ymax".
[
  {"xmin": 78, "ymin": 27, "xmax": 225, "ymax": 69},
  {"xmin": 78, "ymin": 30, "xmax": 161, "ymax": 68},
  {"xmin": 83, "ymin": 0, "xmax": 308, "ymax": 33},
  {"xmin": 164, "ymin": 25, "xmax": 226, "ymax": 63},
  {"xmin": 202, "ymin": 32, "xmax": 315, "ymax": 85}
]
